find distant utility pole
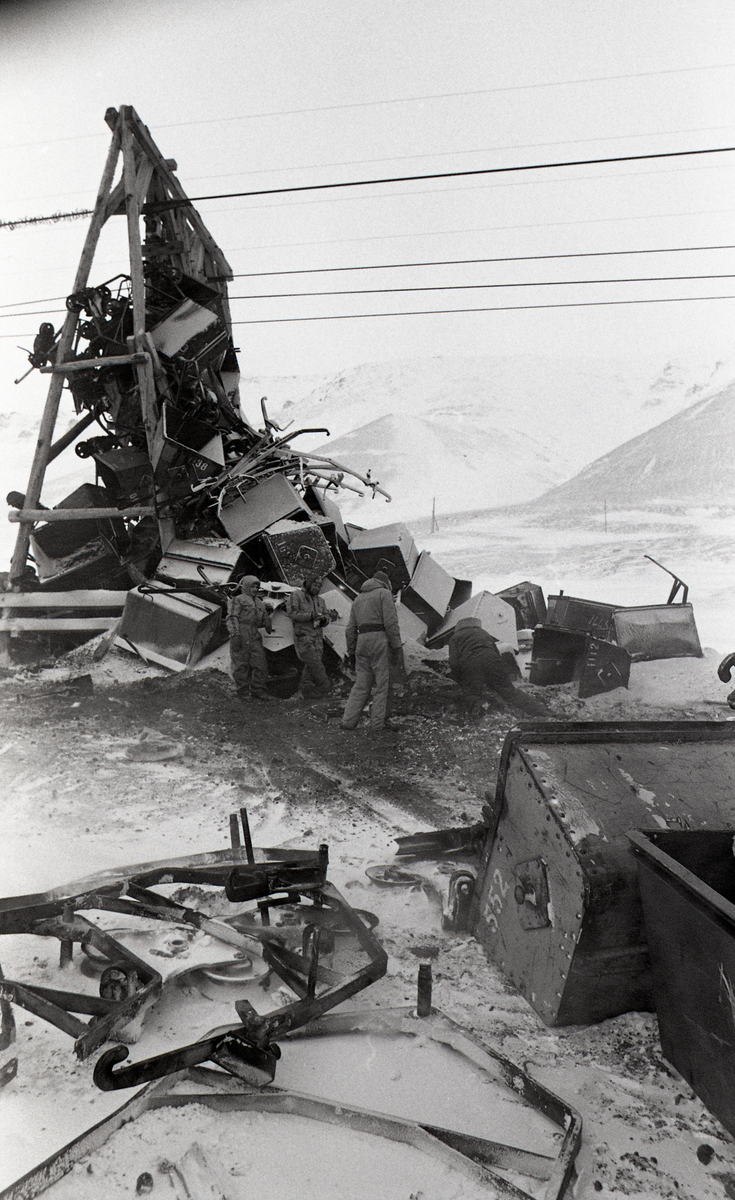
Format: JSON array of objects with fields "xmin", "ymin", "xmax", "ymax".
[{"xmin": 430, "ymin": 497, "xmax": 439, "ymax": 534}]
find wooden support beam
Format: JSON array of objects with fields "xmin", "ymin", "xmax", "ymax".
[
  {"xmin": 0, "ymin": 618, "xmax": 119, "ymax": 633},
  {"xmin": 126, "ymin": 105, "xmax": 233, "ymax": 280},
  {"xmin": 0, "ymin": 591, "xmax": 128, "ymax": 608},
  {"xmin": 40, "ymin": 354, "xmax": 148, "ymax": 373},
  {"xmin": 48, "ymin": 411, "xmax": 96, "ymax": 463},
  {"xmin": 8, "ymin": 117, "xmax": 123, "ymax": 588},
  {"xmin": 9, "ymin": 507, "xmax": 154, "ymax": 523}
]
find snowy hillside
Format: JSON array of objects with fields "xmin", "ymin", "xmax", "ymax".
[
  {"xmin": 259, "ymin": 354, "xmax": 734, "ymax": 523},
  {"xmin": 1, "ymin": 352, "xmax": 733, "ymax": 564},
  {"xmin": 529, "ymin": 380, "xmax": 735, "ymax": 511}
]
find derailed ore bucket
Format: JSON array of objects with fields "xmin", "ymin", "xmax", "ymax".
[
  {"xmin": 629, "ymin": 828, "xmax": 735, "ymax": 1139},
  {"xmin": 470, "ymin": 721, "xmax": 735, "ymax": 1027}
]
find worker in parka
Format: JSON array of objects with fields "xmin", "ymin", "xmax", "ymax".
[
  {"xmin": 448, "ymin": 617, "xmax": 548, "ymax": 718},
  {"xmin": 226, "ymin": 575, "xmax": 273, "ymax": 701},
  {"xmin": 341, "ymin": 571, "xmax": 403, "ymax": 733},
  {"xmin": 285, "ymin": 571, "xmax": 337, "ymax": 698}
]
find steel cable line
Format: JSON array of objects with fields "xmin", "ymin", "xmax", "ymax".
[
  {"xmin": 2, "ymin": 291, "xmax": 733, "ymax": 337},
  {"xmin": 9, "ymin": 121, "xmax": 735, "ymax": 208},
  {"xmin": 5, "ymin": 145, "xmax": 734, "ymax": 230},
  {"xmin": 4, "ymin": 61, "xmax": 735, "ymax": 151},
  {"xmin": 223, "ymin": 206, "xmax": 735, "ymax": 254},
  {"xmin": 2, "ymin": 243, "xmax": 732, "ymax": 312},
  {"xmin": 146, "ymin": 146, "xmax": 735, "ymax": 212},
  {"xmin": 197, "ymin": 162, "xmax": 732, "ymax": 221},
  {"xmin": 2, "ymin": 260, "xmax": 734, "ymax": 321},
  {"xmin": 228, "ymin": 273, "xmax": 735, "ymax": 302},
  {"xmin": 228, "ymin": 243, "xmax": 735, "ymax": 279},
  {"xmin": 229, "ymin": 273, "xmax": 735, "ymax": 300},
  {"xmin": 227, "ymin": 294, "xmax": 735, "ymax": 325},
  {"xmin": 178, "ymin": 124, "xmax": 735, "ymax": 184}
]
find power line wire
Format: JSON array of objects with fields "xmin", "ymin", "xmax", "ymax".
[
  {"xmin": 228, "ymin": 294, "xmax": 735, "ymax": 325},
  {"xmin": 5, "ymin": 144, "xmax": 734, "ymax": 232},
  {"xmin": 1, "ymin": 243, "xmax": 731, "ymax": 313},
  {"xmin": 229, "ymin": 243, "xmax": 735, "ymax": 278},
  {"xmin": 2, "ymin": 291, "xmax": 732, "ymax": 337},
  {"xmin": 147, "ymin": 146, "xmax": 735, "ymax": 212},
  {"xmin": 4, "ymin": 272, "xmax": 733, "ymax": 322},
  {"xmin": 228, "ymin": 273, "xmax": 735, "ymax": 302},
  {"xmin": 10, "ymin": 122, "xmax": 735, "ymax": 209},
  {"xmin": 4, "ymin": 62, "xmax": 734, "ymax": 152},
  {"xmin": 178, "ymin": 124, "xmax": 735, "ymax": 185},
  {"xmin": 225, "ymin": 207, "xmax": 735, "ymax": 254},
  {"xmin": 198, "ymin": 163, "xmax": 728, "ymax": 221}
]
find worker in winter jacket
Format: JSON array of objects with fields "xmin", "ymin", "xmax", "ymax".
[
  {"xmin": 341, "ymin": 571, "xmax": 403, "ymax": 732},
  {"xmin": 448, "ymin": 617, "xmax": 548, "ymax": 718},
  {"xmin": 226, "ymin": 575, "xmax": 273, "ymax": 701},
  {"xmin": 286, "ymin": 572, "xmax": 337, "ymax": 698}
]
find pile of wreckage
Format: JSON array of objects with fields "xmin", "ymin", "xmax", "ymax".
[
  {"xmin": 0, "ymin": 808, "xmax": 582, "ymax": 1200},
  {"xmin": 5, "ymin": 719, "xmax": 735, "ymax": 1197},
  {"xmin": 0, "ymin": 107, "xmax": 705, "ymax": 696},
  {"xmin": 2, "ymin": 105, "xmax": 731, "ymax": 1198}
]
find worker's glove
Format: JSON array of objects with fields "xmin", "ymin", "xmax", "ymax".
[
  {"xmin": 327, "ymin": 609, "xmax": 339, "ymax": 622},
  {"xmin": 230, "ymin": 633, "xmax": 242, "ymax": 652},
  {"xmin": 317, "ymin": 614, "xmax": 331, "ymax": 627}
]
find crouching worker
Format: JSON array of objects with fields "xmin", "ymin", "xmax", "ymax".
[
  {"xmin": 341, "ymin": 571, "xmax": 403, "ymax": 733},
  {"xmin": 286, "ymin": 571, "xmax": 336, "ymax": 699},
  {"xmin": 226, "ymin": 575, "xmax": 273, "ymax": 701},
  {"xmin": 448, "ymin": 617, "xmax": 548, "ymax": 718}
]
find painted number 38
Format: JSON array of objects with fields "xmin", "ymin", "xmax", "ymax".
[{"xmin": 482, "ymin": 868, "xmax": 510, "ymax": 933}]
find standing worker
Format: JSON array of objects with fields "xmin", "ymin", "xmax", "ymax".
[
  {"xmin": 226, "ymin": 575, "xmax": 273, "ymax": 701},
  {"xmin": 341, "ymin": 571, "xmax": 403, "ymax": 733},
  {"xmin": 286, "ymin": 571, "xmax": 336, "ymax": 700},
  {"xmin": 448, "ymin": 617, "xmax": 548, "ymax": 718}
]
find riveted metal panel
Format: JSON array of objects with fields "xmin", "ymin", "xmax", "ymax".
[
  {"xmin": 474, "ymin": 751, "xmax": 586, "ymax": 1026},
  {"xmin": 472, "ymin": 722, "xmax": 735, "ymax": 1026}
]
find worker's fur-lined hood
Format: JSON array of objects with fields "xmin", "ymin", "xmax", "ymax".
[{"xmin": 360, "ymin": 578, "xmax": 385, "ymax": 593}]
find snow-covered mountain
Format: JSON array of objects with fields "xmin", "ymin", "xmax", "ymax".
[
  {"xmin": 243, "ymin": 354, "xmax": 734, "ymax": 523},
  {"xmin": 1, "ymin": 353, "xmax": 732, "ymax": 565},
  {"xmin": 528, "ymin": 380, "xmax": 735, "ymax": 513}
]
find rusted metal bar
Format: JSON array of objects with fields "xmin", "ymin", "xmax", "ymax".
[
  {"xmin": 229, "ymin": 812, "xmax": 241, "ymax": 849},
  {"xmin": 239, "ymin": 807, "xmax": 255, "ymax": 864},
  {"xmin": 417, "ymin": 963, "xmax": 432, "ymax": 1016},
  {"xmin": 59, "ymin": 903, "xmax": 74, "ymax": 968},
  {"xmin": 0, "ymin": 979, "xmax": 87, "ymax": 1040}
]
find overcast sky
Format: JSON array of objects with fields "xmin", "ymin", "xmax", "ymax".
[{"xmin": 1, "ymin": 0, "xmax": 734, "ymax": 401}]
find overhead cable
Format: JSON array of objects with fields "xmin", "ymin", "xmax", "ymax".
[
  {"xmin": 1, "ymin": 244, "xmax": 732, "ymax": 314},
  {"xmin": 5, "ymin": 145, "xmax": 734, "ymax": 230},
  {"xmin": 2, "ymin": 291, "xmax": 733, "ymax": 338},
  {"xmin": 146, "ymin": 145, "xmax": 735, "ymax": 212},
  {"xmin": 5, "ymin": 62, "xmax": 735, "ymax": 151},
  {"xmin": 10, "ymin": 121, "xmax": 735, "ymax": 208},
  {"xmin": 228, "ymin": 294, "xmax": 735, "ymax": 324},
  {"xmin": 229, "ymin": 244, "xmax": 735, "ymax": 278},
  {"xmin": 2, "ymin": 263, "xmax": 734, "ymax": 321},
  {"xmin": 227, "ymin": 273, "xmax": 735, "ymax": 301}
]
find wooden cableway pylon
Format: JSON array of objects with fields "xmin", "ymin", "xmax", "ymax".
[{"xmin": 2, "ymin": 105, "xmax": 237, "ymax": 656}]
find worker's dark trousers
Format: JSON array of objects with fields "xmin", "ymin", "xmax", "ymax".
[
  {"xmin": 294, "ymin": 631, "xmax": 330, "ymax": 696},
  {"xmin": 459, "ymin": 649, "xmax": 547, "ymax": 717},
  {"xmin": 230, "ymin": 632, "xmax": 268, "ymax": 695},
  {"xmin": 342, "ymin": 631, "xmax": 391, "ymax": 729}
]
